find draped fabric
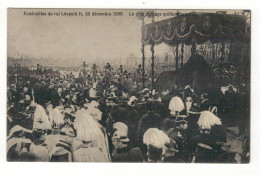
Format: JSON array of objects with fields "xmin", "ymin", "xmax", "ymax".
[
  {"xmin": 154, "ymin": 53, "xmax": 218, "ymax": 93},
  {"xmin": 142, "ymin": 13, "xmax": 247, "ymax": 46}
]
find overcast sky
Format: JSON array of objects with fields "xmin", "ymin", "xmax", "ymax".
[
  {"xmin": 8, "ymin": 9, "xmax": 243, "ymax": 62},
  {"xmin": 8, "ymin": 9, "xmax": 147, "ymax": 61}
]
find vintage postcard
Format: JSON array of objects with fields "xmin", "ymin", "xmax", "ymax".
[{"xmin": 7, "ymin": 8, "xmax": 250, "ymax": 163}]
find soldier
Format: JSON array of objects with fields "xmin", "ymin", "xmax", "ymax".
[
  {"xmin": 168, "ymin": 116, "xmax": 190, "ymax": 162},
  {"xmin": 136, "ymin": 64, "xmax": 143, "ymax": 75},
  {"xmin": 104, "ymin": 62, "xmax": 113, "ymax": 72},
  {"xmin": 92, "ymin": 63, "xmax": 98, "ymax": 81},
  {"xmin": 200, "ymin": 93, "xmax": 212, "ymax": 111},
  {"xmin": 117, "ymin": 65, "xmax": 124, "ymax": 74}
]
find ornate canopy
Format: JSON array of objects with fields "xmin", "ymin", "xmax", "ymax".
[{"xmin": 141, "ymin": 13, "xmax": 248, "ymax": 46}]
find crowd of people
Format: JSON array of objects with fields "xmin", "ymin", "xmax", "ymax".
[{"xmin": 7, "ymin": 61, "xmax": 250, "ymax": 163}]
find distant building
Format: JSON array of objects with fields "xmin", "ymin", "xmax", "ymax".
[{"xmin": 127, "ymin": 53, "xmax": 138, "ymax": 67}]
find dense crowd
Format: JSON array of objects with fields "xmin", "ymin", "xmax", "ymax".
[
  {"xmin": 211, "ymin": 62, "xmax": 250, "ymax": 87},
  {"xmin": 7, "ymin": 62, "xmax": 250, "ymax": 163}
]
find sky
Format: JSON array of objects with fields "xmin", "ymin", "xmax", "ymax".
[
  {"xmin": 8, "ymin": 9, "xmax": 147, "ymax": 62},
  {"xmin": 7, "ymin": 9, "xmax": 245, "ymax": 63}
]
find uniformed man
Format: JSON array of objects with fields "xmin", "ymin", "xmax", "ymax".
[
  {"xmin": 136, "ymin": 64, "xmax": 143, "ymax": 75},
  {"xmin": 117, "ymin": 65, "xmax": 124, "ymax": 74},
  {"xmin": 104, "ymin": 62, "xmax": 113, "ymax": 72}
]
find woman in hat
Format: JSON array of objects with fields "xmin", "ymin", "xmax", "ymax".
[
  {"xmin": 137, "ymin": 101, "xmax": 163, "ymax": 154},
  {"xmin": 7, "ymin": 125, "xmax": 36, "ymax": 162},
  {"xmin": 117, "ymin": 96, "xmax": 140, "ymax": 148},
  {"xmin": 29, "ymin": 104, "xmax": 52, "ymax": 162},
  {"xmin": 162, "ymin": 96, "xmax": 185, "ymax": 133},
  {"xmin": 84, "ymin": 100, "xmax": 103, "ymax": 122},
  {"xmin": 143, "ymin": 128, "xmax": 170, "ymax": 162},
  {"xmin": 72, "ymin": 109, "xmax": 110, "ymax": 162},
  {"xmin": 48, "ymin": 107, "xmax": 65, "ymax": 133},
  {"xmin": 111, "ymin": 122, "xmax": 144, "ymax": 162},
  {"xmin": 118, "ymin": 87, "xmax": 129, "ymax": 103},
  {"xmin": 29, "ymin": 129, "xmax": 50, "ymax": 162},
  {"xmin": 191, "ymin": 111, "xmax": 226, "ymax": 162}
]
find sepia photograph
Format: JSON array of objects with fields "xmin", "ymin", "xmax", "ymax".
[{"xmin": 6, "ymin": 8, "xmax": 250, "ymax": 163}]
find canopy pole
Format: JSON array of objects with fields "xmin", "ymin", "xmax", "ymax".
[
  {"xmin": 150, "ymin": 15, "xmax": 155, "ymax": 90},
  {"xmin": 212, "ymin": 43, "xmax": 215, "ymax": 64},
  {"xmin": 220, "ymin": 41, "xmax": 225, "ymax": 62},
  {"xmin": 141, "ymin": 18, "xmax": 145, "ymax": 89},
  {"xmin": 151, "ymin": 42, "xmax": 155, "ymax": 89},
  {"xmin": 175, "ymin": 42, "xmax": 179, "ymax": 71},
  {"xmin": 181, "ymin": 42, "xmax": 184, "ymax": 67},
  {"xmin": 191, "ymin": 37, "xmax": 196, "ymax": 55},
  {"xmin": 228, "ymin": 41, "xmax": 233, "ymax": 62},
  {"xmin": 141, "ymin": 43, "xmax": 145, "ymax": 89},
  {"xmin": 215, "ymin": 43, "xmax": 219, "ymax": 60},
  {"xmin": 220, "ymin": 41, "xmax": 225, "ymax": 85}
]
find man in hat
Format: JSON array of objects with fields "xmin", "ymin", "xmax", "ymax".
[
  {"xmin": 49, "ymin": 85, "xmax": 60, "ymax": 107},
  {"xmin": 8, "ymin": 102, "xmax": 35, "ymax": 132},
  {"xmin": 8, "ymin": 84, "xmax": 19, "ymax": 107},
  {"xmin": 137, "ymin": 101, "xmax": 163, "ymax": 146},
  {"xmin": 169, "ymin": 85, "xmax": 178, "ymax": 96},
  {"xmin": 60, "ymin": 109, "xmax": 76, "ymax": 137},
  {"xmin": 7, "ymin": 125, "xmax": 36, "ymax": 162},
  {"xmin": 200, "ymin": 92, "xmax": 212, "ymax": 111},
  {"xmin": 224, "ymin": 85, "xmax": 237, "ymax": 111},
  {"xmin": 118, "ymin": 87, "xmax": 129, "ymax": 103},
  {"xmin": 109, "ymin": 84, "xmax": 121, "ymax": 97},
  {"xmin": 122, "ymin": 75, "xmax": 133, "ymax": 92},
  {"xmin": 183, "ymin": 85, "xmax": 196, "ymax": 100},
  {"xmin": 22, "ymin": 86, "xmax": 32, "ymax": 101},
  {"xmin": 146, "ymin": 144, "xmax": 163, "ymax": 162},
  {"xmin": 118, "ymin": 96, "xmax": 140, "ymax": 147},
  {"xmin": 169, "ymin": 116, "xmax": 190, "ymax": 162},
  {"xmin": 102, "ymin": 76, "xmax": 110, "ymax": 91},
  {"xmin": 163, "ymin": 139, "xmax": 179, "ymax": 162},
  {"xmin": 34, "ymin": 81, "xmax": 50, "ymax": 106},
  {"xmin": 186, "ymin": 103, "xmax": 201, "ymax": 139}
]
